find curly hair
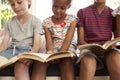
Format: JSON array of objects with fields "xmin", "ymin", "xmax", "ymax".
[
  {"xmin": 67, "ymin": 0, "xmax": 72, "ymax": 4},
  {"xmin": 52, "ymin": 0, "xmax": 72, "ymax": 5}
]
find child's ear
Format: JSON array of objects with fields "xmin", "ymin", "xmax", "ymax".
[{"xmin": 27, "ymin": 0, "xmax": 31, "ymax": 8}]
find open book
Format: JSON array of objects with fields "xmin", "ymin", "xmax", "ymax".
[
  {"xmin": 77, "ymin": 37, "xmax": 120, "ymax": 56},
  {"xmin": 0, "ymin": 51, "xmax": 75, "ymax": 69}
]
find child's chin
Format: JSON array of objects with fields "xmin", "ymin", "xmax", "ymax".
[{"xmin": 53, "ymin": 15, "xmax": 61, "ymax": 19}]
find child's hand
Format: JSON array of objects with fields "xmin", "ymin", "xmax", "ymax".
[
  {"xmin": 46, "ymin": 50, "xmax": 56, "ymax": 63},
  {"xmin": 47, "ymin": 50, "xmax": 60, "ymax": 63},
  {"xmin": 18, "ymin": 59, "xmax": 33, "ymax": 66},
  {"xmin": 110, "ymin": 44, "xmax": 116, "ymax": 49},
  {"xmin": 47, "ymin": 50, "xmax": 54, "ymax": 54}
]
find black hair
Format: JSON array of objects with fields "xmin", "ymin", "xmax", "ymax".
[
  {"xmin": 52, "ymin": 0, "xmax": 72, "ymax": 5},
  {"xmin": 28, "ymin": 4, "xmax": 31, "ymax": 8},
  {"xmin": 28, "ymin": 0, "xmax": 31, "ymax": 8},
  {"xmin": 67, "ymin": 0, "xmax": 72, "ymax": 4}
]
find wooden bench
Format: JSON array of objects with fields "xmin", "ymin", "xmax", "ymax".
[
  {"xmin": 0, "ymin": 63, "xmax": 109, "ymax": 76},
  {"xmin": 0, "ymin": 64, "xmax": 110, "ymax": 80}
]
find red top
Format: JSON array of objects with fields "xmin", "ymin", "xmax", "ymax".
[{"xmin": 77, "ymin": 5, "xmax": 115, "ymax": 45}]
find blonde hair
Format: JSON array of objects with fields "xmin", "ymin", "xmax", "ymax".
[{"xmin": 8, "ymin": 0, "xmax": 31, "ymax": 8}]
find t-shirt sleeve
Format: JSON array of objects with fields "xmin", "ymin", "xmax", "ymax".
[
  {"xmin": 69, "ymin": 15, "xmax": 77, "ymax": 21},
  {"xmin": 77, "ymin": 9, "xmax": 84, "ymax": 27},
  {"xmin": 42, "ymin": 19, "xmax": 47, "ymax": 27},
  {"xmin": 112, "ymin": 6, "xmax": 120, "ymax": 17},
  {"xmin": 33, "ymin": 17, "xmax": 44, "ymax": 35},
  {"xmin": 42, "ymin": 18, "xmax": 51, "ymax": 28},
  {"xmin": 4, "ymin": 20, "xmax": 11, "ymax": 36}
]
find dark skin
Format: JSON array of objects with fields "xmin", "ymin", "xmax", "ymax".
[
  {"xmin": 78, "ymin": 0, "xmax": 112, "ymax": 56},
  {"xmin": 45, "ymin": 0, "xmax": 77, "ymax": 53},
  {"xmin": 116, "ymin": 15, "xmax": 120, "ymax": 37},
  {"xmin": 78, "ymin": 1, "xmax": 119, "ymax": 58},
  {"xmin": 44, "ymin": 0, "xmax": 77, "ymax": 63}
]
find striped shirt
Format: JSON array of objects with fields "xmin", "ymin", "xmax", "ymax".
[{"xmin": 77, "ymin": 5, "xmax": 115, "ymax": 45}]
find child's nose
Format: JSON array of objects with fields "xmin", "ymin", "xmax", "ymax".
[
  {"xmin": 14, "ymin": 3, "xmax": 19, "ymax": 9},
  {"xmin": 56, "ymin": 8, "xmax": 61, "ymax": 13}
]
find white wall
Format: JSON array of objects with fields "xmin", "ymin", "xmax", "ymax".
[
  {"xmin": 0, "ymin": 0, "xmax": 1, "ymax": 28},
  {"xmin": 0, "ymin": 0, "xmax": 120, "ymax": 28},
  {"xmin": 30, "ymin": 0, "xmax": 120, "ymax": 22}
]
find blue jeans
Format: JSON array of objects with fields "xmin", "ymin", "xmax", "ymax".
[{"xmin": 0, "ymin": 46, "xmax": 31, "ymax": 59}]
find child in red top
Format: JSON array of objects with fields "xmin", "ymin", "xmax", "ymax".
[{"xmin": 77, "ymin": 0, "xmax": 120, "ymax": 80}]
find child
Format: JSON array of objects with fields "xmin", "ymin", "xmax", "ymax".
[
  {"xmin": 31, "ymin": 0, "xmax": 78, "ymax": 80},
  {"xmin": 77, "ymin": 0, "xmax": 120, "ymax": 80},
  {"xmin": 0, "ymin": 0, "xmax": 43, "ymax": 80}
]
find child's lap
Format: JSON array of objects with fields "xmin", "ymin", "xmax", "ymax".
[
  {"xmin": 54, "ymin": 47, "xmax": 76, "ymax": 53},
  {"xmin": 0, "ymin": 46, "xmax": 31, "ymax": 59},
  {"xmin": 77, "ymin": 48, "xmax": 120, "ymax": 70},
  {"xmin": 76, "ymin": 49, "xmax": 104, "ymax": 70}
]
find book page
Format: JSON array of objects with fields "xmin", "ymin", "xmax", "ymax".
[
  {"xmin": 18, "ymin": 52, "xmax": 75, "ymax": 62},
  {"xmin": 19, "ymin": 53, "xmax": 52, "ymax": 62},
  {"xmin": 46, "ymin": 51, "xmax": 75, "ymax": 62},
  {"xmin": 77, "ymin": 44, "xmax": 103, "ymax": 50},
  {"xmin": 103, "ymin": 37, "xmax": 120, "ymax": 49},
  {"xmin": 0, "ymin": 56, "xmax": 19, "ymax": 69},
  {"xmin": 77, "ymin": 44, "xmax": 106, "ymax": 56},
  {"xmin": 0, "ymin": 56, "xmax": 9, "ymax": 66}
]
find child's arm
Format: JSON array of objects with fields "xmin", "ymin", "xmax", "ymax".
[
  {"xmin": 77, "ymin": 26, "xmax": 87, "ymax": 45},
  {"xmin": 59, "ymin": 20, "xmax": 78, "ymax": 52},
  {"xmin": 43, "ymin": 26, "xmax": 54, "ymax": 53},
  {"xmin": 0, "ymin": 34, "xmax": 10, "ymax": 52},
  {"xmin": 116, "ymin": 15, "xmax": 120, "ymax": 37},
  {"xmin": 30, "ymin": 34, "xmax": 41, "ymax": 53},
  {"xmin": 77, "ymin": 9, "xmax": 87, "ymax": 45}
]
